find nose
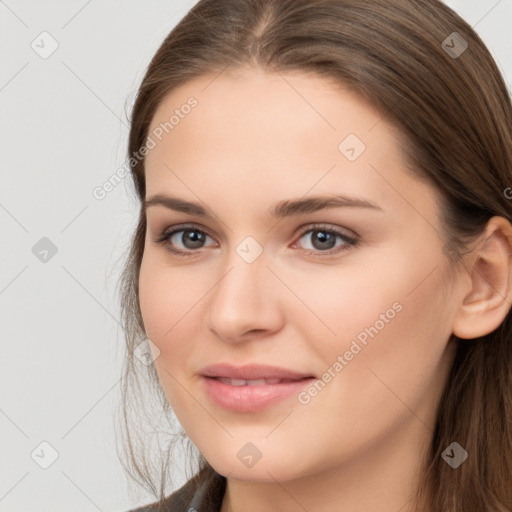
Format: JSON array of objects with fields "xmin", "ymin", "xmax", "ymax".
[{"xmin": 205, "ymin": 249, "xmax": 284, "ymax": 344}]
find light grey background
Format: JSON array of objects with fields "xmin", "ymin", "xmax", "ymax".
[{"xmin": 1, "ymin": 1, "xmax": 511, "ymax": 511}]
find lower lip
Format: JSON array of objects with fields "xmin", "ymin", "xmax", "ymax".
[{"xmin": 201, "ymin": 376, "xmax": 316, "ymax": 412}]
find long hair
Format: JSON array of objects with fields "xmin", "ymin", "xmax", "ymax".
[{"xmin": 116, "ymin": 1, "xmax": 512, "ymax": 510}]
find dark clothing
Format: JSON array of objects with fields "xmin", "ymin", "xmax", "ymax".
[{"xmin": 127, "ymin": 466, "xmax": 226, "ymax": 512}]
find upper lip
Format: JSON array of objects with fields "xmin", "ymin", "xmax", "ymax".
[{"xmin": 200, "ymin": 363, "xmax": 314, "ymax": 381}]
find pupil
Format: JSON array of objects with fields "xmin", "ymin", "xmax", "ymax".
[
  {"xmin": 184, "ymin": 230, "xmax": 204, "ymax": 249},
  {"xmin": 313, "ymin": 230, "xmax": 335, "ymax": 250}
]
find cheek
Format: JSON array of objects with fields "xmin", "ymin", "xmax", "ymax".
[
  {"xmin": 138, "ymin": 263, "xmax": 167, "ymax": 343},
  {"xmin": 303, "ymin": 243, "xmax": 452, "ymax": 388},
  {"xmin": 138, "ymin": 250, "xmax": 216, "ymax": 403},
  {"xmin": 138, "ymin": 251, "xmax": 197, "ymax": 344},
  {"xmin": 284, "ymin": 261, "xmax": 406, "ymax": 357},
  {"xmin": 317, "ymin": 262, "xmax": 453, "ymax": 424},
  {"xmin": 138, "ymin": 254, "xmax": 198, "ymax": 407}
]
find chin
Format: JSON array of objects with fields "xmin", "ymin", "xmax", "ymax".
[{"xmin": 205, "ymin": 451, "xmax": 313, "ymax": 484}]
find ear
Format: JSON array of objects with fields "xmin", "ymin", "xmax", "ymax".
[{"xmin": 452, "ymin": 216, "xmax": 512, "ymax": 340}]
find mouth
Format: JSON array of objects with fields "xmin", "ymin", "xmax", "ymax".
[
  {"xmin": 213, "ymin": 377, "xmax": 309, "ymax": 386},
  {"xmin": 200, "ymin": 362, "xmax": 315, "ymax": 381},
  {"xmin": 199, "ymin": 363, "xmax": 316, "ymax": 412}
]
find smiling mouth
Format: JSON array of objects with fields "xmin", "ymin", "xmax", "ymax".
[{"xmin": 201, "ymin": 375, "xmax": 316, "ymax": 412}]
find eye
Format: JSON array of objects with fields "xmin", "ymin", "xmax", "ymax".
[
  {"xmin": 154, "ymin": 224, "xmax": 216, "ymax": 257},
  {"xmin": 293, "ymin": 224, "xmax": 358, "ymax": 257},
  {"xmin": 153, "ymin": 223, "xmax": 358, "ymax": 258}
]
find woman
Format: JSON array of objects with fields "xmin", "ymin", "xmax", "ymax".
[{"xmin": 119, "ymin": 0, "xmax": 512, "ymax": 510}]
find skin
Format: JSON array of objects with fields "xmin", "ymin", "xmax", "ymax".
[{"xmin": 138, "ymin": 67, "xmax": 512, "ymax": 512}]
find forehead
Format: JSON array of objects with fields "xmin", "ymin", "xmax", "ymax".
[
  {"xmin": 144, "ymin": 67, "xmax": 440, "ymax": 226},
  {"xmin": 148, "ymin": 67, "xmax": 390, "ymax": 150}
]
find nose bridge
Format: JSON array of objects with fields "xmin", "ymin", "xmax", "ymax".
[
  {"xmin": 206, "ymin": 238, "xmax": 281, "ymax": 341},
  {"xmin": 212, "ymin": 243, "xmax": 267, "ymax": 314},
  {"xmin": 216, "ymin": 231, "xmax": 268, "ymax": 296}
]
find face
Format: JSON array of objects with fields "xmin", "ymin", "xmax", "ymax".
[{"xmin": 139, "ymin": 67, "xmax": 460, "ymax": 483}]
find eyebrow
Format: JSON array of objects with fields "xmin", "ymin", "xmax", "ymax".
[{"xmin": 144, "ymin": 193, "xmax": 383, "ymax": 219}]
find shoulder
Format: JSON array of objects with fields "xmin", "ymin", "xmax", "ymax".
[{"xmin": 126, "ymin": 465, "xmax": 226, "ymax": 512}]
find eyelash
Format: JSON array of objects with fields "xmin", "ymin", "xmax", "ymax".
[{"xmin": 153, "ymin": 223, "xmax": 358, "ymax": 258}]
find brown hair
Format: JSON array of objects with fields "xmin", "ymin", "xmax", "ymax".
[{"xmin": 117, "ymin": 0, "xmax": 512, "ymax": 510}]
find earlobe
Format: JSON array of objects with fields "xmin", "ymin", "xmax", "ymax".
[{"xmin": 452, "ymin": 216, "xmax": 512, "ymax": 340}]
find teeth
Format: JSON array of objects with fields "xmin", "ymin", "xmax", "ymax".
[
  {"xmin": 231, "ymin": 379, "xmax": 249, "ymax": 386},
  {"xmin": 216, "ymin": 377, "xmax": 288, "ymax": 386},
  {"xmin": 264, "ymin": 378, "xmax": 282, "ymax": 385},
  {"xmin": 246, "ymin": 379, "xmax": 267, "ymax": 386}
]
